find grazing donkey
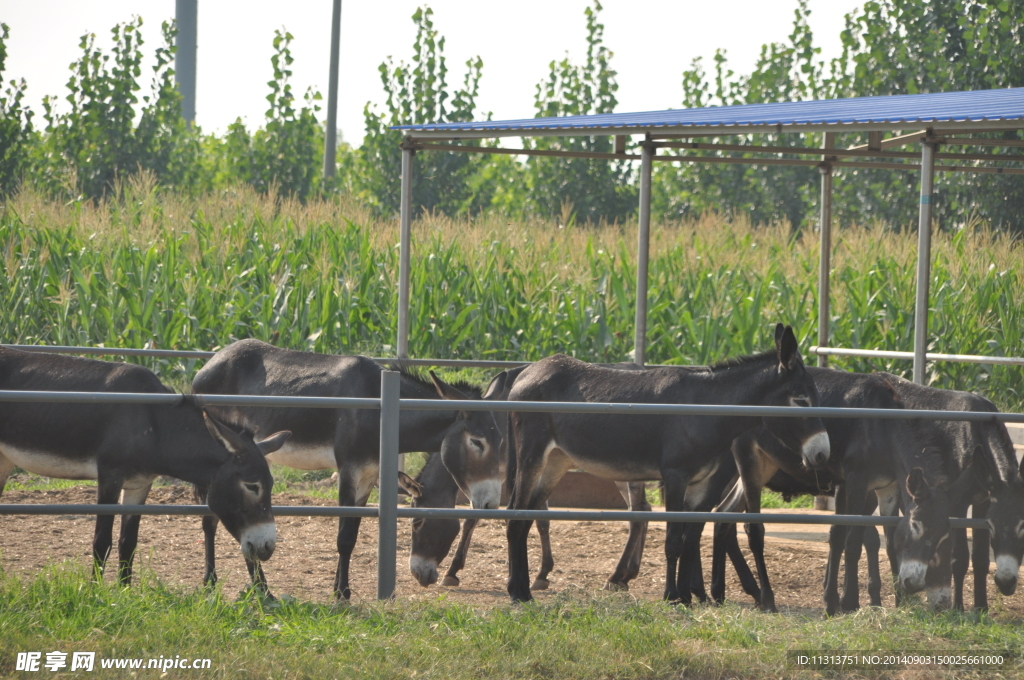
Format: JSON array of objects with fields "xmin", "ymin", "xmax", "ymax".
[
  {"xmin": 0, "ymin": 346, "xmax": 289, "ymax": 584},
  {"xmin": 192, "ymin": 339, "xmax": 502, "ymax": 599},
  {"xmin": 503, "ymin": 325, "xmax": 830, "ymax": 603},
  {"xmin": 878, "ymin": 372, "xmax": 1024, "ymax": 611}
]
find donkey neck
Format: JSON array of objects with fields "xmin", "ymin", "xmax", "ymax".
[
  {"xmin": 149, "ymin": 405, "xmax": 233, "ymax": 484},
  {"xmin": 396, "ymin": 374, "xmax": 466, "ymax": 453},
  {"xmin": 415, "ymin": 452, "xmax": 461, "ymax": 508},
  {"xmin": 699, "ymin": 353, "xmax": 785, "ymax": 405}
]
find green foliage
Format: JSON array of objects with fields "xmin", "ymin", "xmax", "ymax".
[
  {"xmin": 0, "ymin": 24, "xmax": 34, "ymax": 198},
  {"xmin": 3, "ymin": 568, "xmax": 1024, "ymax": 680},
  {"xmin": 218, "ymin": 30, "xmax": 324, "ymax": 200},
  {"xmin": 654, "ymin": 2, "xmax": 831, "ymax": 231},
  {"xmin": 359, "ymin": 7, "xmax": 484, "ymax": 215},
  {"xmin": 522, "ymin": 1, "xmax": 636, "ymax": 223},
  {"xmin": 29, "ymin": 18, "xmax": 201, "ymax": 200}
]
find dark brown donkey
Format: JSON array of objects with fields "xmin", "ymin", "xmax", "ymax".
[
  {"xmin": 0, "ymin": 346, "xmax": 289, "ymax": 584},
  {"xmin": 504, "ymin": 325, "xmax": 830, "ymax": 602},
  {"xmin": 192, "ymin": 339, "xmax": 503, "ymax": 599}
]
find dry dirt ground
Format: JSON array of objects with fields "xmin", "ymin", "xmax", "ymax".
[{"xmin": 3, "ymin": 483, "xmax": 1024, "ymax": 618}]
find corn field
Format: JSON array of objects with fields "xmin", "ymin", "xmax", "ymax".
[{"xmin": 2, "ymin": 183, "xmax": 1022, "ymax": 410}]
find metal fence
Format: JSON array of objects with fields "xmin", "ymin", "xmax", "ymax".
[{"xmin": 1, "ymin": 373, "xmax": 1013, "ymax": 599}]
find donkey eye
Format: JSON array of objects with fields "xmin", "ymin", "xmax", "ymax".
[
  {"xmin": 789, "ymin": 396, "xmax": 811, "ymax": 408},
  {"xmin": 469, "ymin": 437, "xmax": 486, "ymax": 454},
  {"xmin": 244, "ymin": 483, "xmax": 262, "ymax": 496}
]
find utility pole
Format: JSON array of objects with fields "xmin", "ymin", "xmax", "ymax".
[
  {"xmin": 175, "ymin": 0, "xmax": 198, "ymax": 125},
  {"xmin": 323, "ymin": 0, "xmax": 342, "ymax": 180}
]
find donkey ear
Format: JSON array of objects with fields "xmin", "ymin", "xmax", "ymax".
[
  {"xmin": 256, "ymin": 430, "xmax": 291, "ymax": 456},
  {"xmin": 972, "ymin": 444, "xmax": 1002, "ymax": 490},
  {"xmin": 951, "ymin": 460, "xmax": 980, "ymax": 506},
  {"xmin": 906, "ymin": 467, "xmax": 930, "ymax": 503},
  {"xmin": 774, "ymin": 322, "xmax": 786, "ymax": 347},
  {"xmin": 203, "ymin": 411, "xmax": 248, "ymax": 456},
  {"xmin": 482, "ymin": 370, "xmax": 509, "ymax": 401},
  {"xmin": 776, "ymin": 325, "xmax": 801, "ymax": 370},
  {"xmin": 397, "ymin": 471, "xmax": 424, "ymax": 499},
  {"xmin": 429, "ymin": 370, "xmax": 470, "ymax": 401}
]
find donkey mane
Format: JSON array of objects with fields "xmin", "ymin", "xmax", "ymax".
[
  {"xmin": 708, "ymin": 349, "xmax": 780, "ymax": 371},
  {"xmin": 391, "ymin": 361, "xmax": 484, "ymax": 399}
]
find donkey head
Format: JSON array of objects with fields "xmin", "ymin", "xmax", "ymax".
[
  {"xmin": 430, "ymin": 371, "xmax": 503, "ymax": 510},
  {"xmin": 202, "ymin": 412, "xmax": 290, "ymax": 563},
  {"xmin": 760, "ymin": 324, "xmax": 830, "ymax": 470},
  {"xmin": 975, "ymin": 447, "xmax": 1024, "ymax": 595},
  {"xmin": 895, "ymin": 462, "xmax": 960, "ymax": 604}
]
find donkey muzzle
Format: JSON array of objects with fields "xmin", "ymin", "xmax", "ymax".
[
  {"xmin": 409, "ymin": 555, "xmax": 439, "ymax": 587},
  {"xmin": 240, "ymin": 522, "xmax": 277, "ymax": 562},
  {"xmin": 995, "ymin": 555, "xmax": 1020, "ymax": 595},
  {"xmin": 899, "ymin": 559, "xmax": 927, "ymax": 594},
  {"xmin": 802, "ymin": 431, "xmax": 830, "ymax": 469}
]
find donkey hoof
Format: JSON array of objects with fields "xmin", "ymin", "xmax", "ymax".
[
  {"xmin": 530, "ymin": 578, "xmax": 550, "ymax": 591},
  {"xmin": 441, "ymin": 575, "xmax": 460, "ymax": 587},
  {"xmin": 335, "ymin": 587, "xmax": 352, "ymax": 601},
  {"xmin": 603, "ymin": 580, "xmax": 629, "ymax": 592},
  {"xmin": 203, "ymin": 571, "xmax": 219, "ymax": 587}
]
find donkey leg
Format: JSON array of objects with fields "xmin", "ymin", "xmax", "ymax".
[
  {"xmin": 93, "ymin": 478, "xmax": 124, "ymax": 581},
  {"xmin": 441, "ymin": 518, "xmax": 479, "ymax": 587},
  {"xmin": 606, "ymin": 482, "xmax": 650, "ymax": 591},
  {"xmin": 117, "ymin": 481, "xmax": 153, "ymax": 586},
  {"xmin": 875, "ymin": 482, "xmax": 902, "ymax": 605},
  {"xmin": 710, "ymin": 521, "xmax": 731, "ymax": 604},
  {"xmin": 951, "ymin": 527, "xmax": 970, "ymax": 612},
  {"xmin": 839, "ymin": 476, "xmax": 869, "ymax": 613},
  {"xmin": 201, "ymin": 514, "xmax": 220, "ymax": 586},
  {"xmin": 0, "ymin": 450, "xmax": 15, "ymax": 496},
  {"xmin": 863, "ymin": 525, "xmax": 883, "ymax": 607},
  {"xmin": 662, "ymin": 469, "xmax": 694, "ymax": 604},
  {"xmin": 531, "ymin": 518, "xmax": 553, "ymax": 590},
  {"xmin": 971, "ymin": 500, "xmax": 991, "ymax": 611},
  {"xmin": 334, "ymin": 462, "xmax": 376, "ymax": 600},
  {"xmin": 823, "ymin": 486, "xmax": 848, "ymax": 616}
]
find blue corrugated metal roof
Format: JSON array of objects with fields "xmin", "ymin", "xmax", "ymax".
[{"xmin": 395, "ymin": 88, "xmax": 1024, "ymax": 136}]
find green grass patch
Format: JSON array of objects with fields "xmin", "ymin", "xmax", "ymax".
[{"xmin": 0, "ymin": 566, "xmax": 1022, "ymax": 679}]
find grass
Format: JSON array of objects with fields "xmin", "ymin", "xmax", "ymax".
[
  {"xmin": 2, "ymin": 185, "xmax": 1022, "ymax": 412},
  {"xmin": 0, "ymin": 565, "xmax": 1022, "ymax": 679}
]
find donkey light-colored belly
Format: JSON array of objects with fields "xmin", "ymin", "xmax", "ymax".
[
  {"xmin": 0, "ymin": 442, "xmax": 98, "ymax": 480},
  {"xmin": 265, "ymin": 442, "xmax": 337, "ymax": 470},
  {"xmin": 548, "ymin": 440, "xmax": 661, "ymax": 482}
]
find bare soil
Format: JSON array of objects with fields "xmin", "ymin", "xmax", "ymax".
[{"xmin": 3, "ymin": 484, "xmax": 1023, "ymax": 618}]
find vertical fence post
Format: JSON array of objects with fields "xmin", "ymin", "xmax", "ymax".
[
  {"xmin": 377, "ymin": 370, "xmax": 400, "ymax": 600},
  {"xmin": 322, "ymin": 0, "xmax": 342, "ymax": 181},
  {"xmin": 174, "ymin": 0, "xmax": 197, "ymax": 125},
  {"xmin": 913, "ymin": 138, "xmax": 937, "ymax": 385},
  {"xmin": 397, "ymin": 144, "xmax": 414, "ymax": 359},
  {"xmin": 633, "ymin": 138, "xmax": 654, "ymax": 367},
  {"xmin": 816, "ymin": 132, "xmax": 835, "ymax": 368}
]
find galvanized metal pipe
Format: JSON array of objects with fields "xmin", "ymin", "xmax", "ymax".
[
  {"xmin": 0, "ymin": 504, "xmax": 987, "ymax": 529},
  {"xmin": 914, "ymin": 141, "xmax": 938, "ymax": 384},
  {"xmin": 2, "ymin": 389, "xmax": 1022, "ymax": 423},
  {"xmin": 810, "ymin": 346, "xmax": 1024, "ymax": 367},
  {"xmin": 634, "ymin": 140, "xmax": 653, "ymax": 366},
  {"xmin": 174, "ymin": 0, "xmax": 197, "ymax": 125},
  {"xmin": 817, "ymin": 132, "xmax": 835, "ymax": 368},
  {"xmin": 322, "ymin": 0, "xmax": 342, "ymax": 180},
  {"xmin": 377, "ymin": 371, "xmax": 400, "ymax": 599},
  {"xmin": 397, "ymin": 146, "xmax": 414, "ymax": 358}
]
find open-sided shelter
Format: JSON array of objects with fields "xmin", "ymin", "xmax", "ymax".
[{"xmin": 393, "ymin": 88, "xmax": 1024, "ymax": 383}]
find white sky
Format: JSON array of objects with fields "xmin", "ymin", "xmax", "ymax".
[{"xmin": 5, "ymin": 0, "xmax": 865, "ymax": 145}]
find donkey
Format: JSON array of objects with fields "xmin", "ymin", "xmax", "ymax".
[
  {"xmin": 503, "ymin": 324, "xmax": 830, "ymax": 603},
  {"xmin": 0, "ymin": 346, "xmax": 289, "ymax": 585},
  {"xmin": 712, "ymin": 367, "xmax": 982, "ymax": 614},
  {"xmin": 409, "ymin": 362, "xmax": 757, "ymax": 597},
  {"xmin": 878, "ymin": 372, "xmax": 1024, "ymax": 611},
  {"xmin": 192, "ymin": 339, "xmax": 503, "ymax": 599}
]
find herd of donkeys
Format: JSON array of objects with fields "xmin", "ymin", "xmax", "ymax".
[{"xmin": 0, "ymin": 323, "xmax": 1022, "ymax": 615}]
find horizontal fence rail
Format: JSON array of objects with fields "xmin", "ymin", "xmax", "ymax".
[
  {"xmin": 810, "ymin": 345, "xmax": 1024, "ymax": 367},
  {"xmin": 0, "ymin": 504, "xmax": 989, "ymax": 529},
  {"xmin": 2, "ymin": 390, "xmax": 1022, "ymax": 424}
]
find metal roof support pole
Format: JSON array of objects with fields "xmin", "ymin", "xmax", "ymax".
[
  {"xmin": 174, "ymin": 0, "xmax": 197, "ymax": 125},
  {"xmin": 913, "ymin": 139, "xmax": 938, "ymax": 384},
  {"xmin": 397, "ymin": 145, "xmax": 414, "ymax": 358},
  {"xmin": 633, "ymin": 140, "xmax": 654, "ymax": 366},
  {"xmin": 322, "ymin": 0, "xmax": 342, "ymax": 180},
  {"xmin": 817, "ymin": 132, "xmax": 835, "ymax": 368},
  {"xmin": 377, "ymin": 370, "xmax": 399, "ymax": 600}
]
